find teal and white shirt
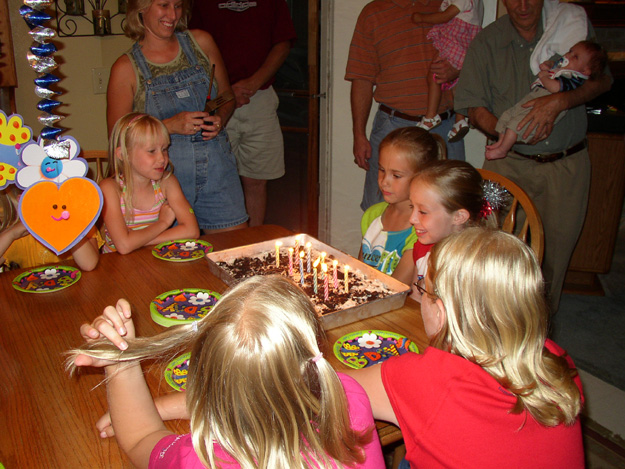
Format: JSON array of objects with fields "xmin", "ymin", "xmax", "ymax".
[{"xmin": 360, "ymin": 202, "xmax": 417, "ymax": 275}]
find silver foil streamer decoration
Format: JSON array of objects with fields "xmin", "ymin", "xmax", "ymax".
[
  {"xmin": 35, "ymin": 86, "xmax": 58, "ymax": 99},
  {"xmin": 27, "ymin": 52, "xmax": 57, "ymax": 73},
  {"xmin": 29, "ymin": 26, "xmax": 56, "ymax": 43},
  {"xmin": 24, "ymin": 0, "xmax": 54, "ymax": 9},
  {"xmin": 43, "ymin": 139, "xmax": 71, "ymax": 159},
  {"xmin": 38, "ymin": 112, "xmax": 64, "ymax": 126}
]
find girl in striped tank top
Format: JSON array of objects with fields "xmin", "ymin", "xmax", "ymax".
[{"xmin": 101, "ymin": 113, "xmax": 199, "ymax": 254}]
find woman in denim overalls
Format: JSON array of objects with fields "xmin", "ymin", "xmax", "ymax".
[{"xmin": 106, "ymin": 0, "xmax": 248, "ymax": 233}]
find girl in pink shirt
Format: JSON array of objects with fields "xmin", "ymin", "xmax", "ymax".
[{"xmin": 68, "ymin": 275, "xmax": 384, "ymax": 468}]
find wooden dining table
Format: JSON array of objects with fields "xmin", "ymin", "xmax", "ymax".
[{"xmin": 0, "ymin": 225, "xmax": 428, "ymax": 468}]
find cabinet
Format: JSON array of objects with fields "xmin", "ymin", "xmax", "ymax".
[{"xmin": 564, "ymin": 133, "xmax": 625, "ymax": 294}]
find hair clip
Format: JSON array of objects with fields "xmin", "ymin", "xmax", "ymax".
[
  {"xmin": 311, "ymin": 352, "xmax": 323, "ymax": 363},
  {"xmin": 191, "ymin": 321, "xmax": 199, "ymax": 333}
]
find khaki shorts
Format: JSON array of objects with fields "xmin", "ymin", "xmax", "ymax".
[{"xmin": 226, "ymin": 86, "xmax": 285, "ymax": 180}]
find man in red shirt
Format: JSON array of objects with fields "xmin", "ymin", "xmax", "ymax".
[{"xmin": 190, "ymin": 1, "xmax": 296, "ymax": 226}]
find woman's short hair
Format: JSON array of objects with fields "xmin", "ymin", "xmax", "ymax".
[{"xmin": 124, "ymin": 0, "xmax": 191, "ymax": 41}]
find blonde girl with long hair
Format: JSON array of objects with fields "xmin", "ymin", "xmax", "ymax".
[
  {"xmin": 351, "ymin": 227, "xmax": 584, "ymax": 468},
  {"xmin": 67, "ymin": 275, "xmax": 384, "ymax": 468},
  {"xmin": 359, "ymin": 127, "xmax": 445, "ymax": 285},
  {"xmin": 100, "ymin": 113, "xmax": 199, "ymax": 254}
]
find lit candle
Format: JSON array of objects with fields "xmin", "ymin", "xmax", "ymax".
[
  {"xmin": 322, "ymin": 263, "xmax": 329, "ymax": 302},
  {"xmin": 313, "ymin": 259, "xmax": 319, "ymax": 295},
  {"xmin": 333, "ymin": 260, "xmax": 338, "ymax": 289},
  {"xmin": 275, "ymin": 241, "xmax": 282, "ymax": 268},
  {"xmin": 288, "ymin": 248, "xmax": 294, "ymax": 276},
  {"xmin": 306, "ymin": 242, "xmax": 312, "ymax": 273},
  {"xmin": 344, "ymin": 265, "xmax": 349, "ymax": 293},
  {"xmin": 294, "ymin": 235, "xmax": 301, "ymax": 252},
  {"xmin": 299, "ymin": 250, "xmax": 305, "ymax": 286},
  {"xmin": 321, "ymin": 251, "xmax": 326, "ymax": 265}
]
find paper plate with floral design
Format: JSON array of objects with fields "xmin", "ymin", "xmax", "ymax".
[
  {"xmin": 150, "ymin": 288, "xmax": 221, "ymax": 327},
  {"xmin": 12, "ymin": 265, "xmax": 81, "ymax": 293},
  {"xmin": 152, "ymin": 239, "xmax": 213, "ymax": 262},
  {"xmin": 333, "ymin": 330, "xmax": 418, "ymax": 369},
  {"xmin": 164, "ymin": 352, "xmax": 190, "ymax": 392}
]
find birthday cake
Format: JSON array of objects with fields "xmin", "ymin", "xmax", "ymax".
[
  {"xmin": 215, "ymin": 249, "xmax": 392, "ymax": 315},
  {"xmin": 207, "ymin": 235, "xmax": 410, "ymax": 328}
]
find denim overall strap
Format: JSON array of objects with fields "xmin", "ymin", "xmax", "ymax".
[{"xmin": 129, "ymin": 32, "xmax": 247, "ymax": 230}]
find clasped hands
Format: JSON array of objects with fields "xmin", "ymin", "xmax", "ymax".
[{"xmin": 167, "ymin": 111, "xmax": 222, "ymax": 139}]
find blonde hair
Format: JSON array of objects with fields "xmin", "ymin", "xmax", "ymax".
[
  {"xmin": 426, "ymin": 227, "xmax": 582, "ymax": 426},
  {"xmin": 107, "ymin": 112, "xmax": 171, "ymax": 224},
  {"xmin": 124, "ymin": 0, "xmax": 191, "ymax": 41},
  {"xmin": 0, "ymin": 186, "xmax": 20, "ymax": 232},
  {"xmin": 414, "ymin": 160, "xmax": 495, "ymax": 226},
  {"xmin": 67, "ymin": 276, "xmax": 371, "ymax": 468},
  {"xmin": 379, "ymin": 127, "xmax": 446, "ymax": 173}
]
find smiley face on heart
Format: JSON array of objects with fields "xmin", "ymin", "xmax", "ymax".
[{"xmin": 19, "ymin": 177, "xmax": 103, "ymax": 255}]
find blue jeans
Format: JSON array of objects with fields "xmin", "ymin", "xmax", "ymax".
[
  {"xmin": 360, "ymin": 108, "xmax": 466, "ymax": 212},
  {"xmin": 398, "ymin": 457, "xmax": 411, "ymax": 469}
]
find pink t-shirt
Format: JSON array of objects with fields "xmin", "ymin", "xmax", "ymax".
[
  {"xmin": 381, "ymin": 339, "xmax": 584, "ymax": 468},
  {"xmin": 149, "ymin": 373, "xmax": 384, "ymax": 468}
]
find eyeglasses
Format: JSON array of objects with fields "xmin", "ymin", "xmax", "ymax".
[{"xmin": 413, "ymin": 282, "xmax": 434, "ymax": 297}]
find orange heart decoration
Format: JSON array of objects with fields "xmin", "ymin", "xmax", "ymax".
[{"xmin": 19, "ymin": 178, "xmax": 103, "ymax": 255}]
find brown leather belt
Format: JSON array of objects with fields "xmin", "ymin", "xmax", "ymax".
[
  {"xmin": 379, "ymin": 104, "xmax": 454, "ymax": 123},
  {"xmin": 510, "ymin": 140, "xmax": 587, "ymax": 163}
]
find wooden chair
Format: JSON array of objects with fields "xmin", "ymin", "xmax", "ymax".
[
  {"xmin": 81, "ymin": 150, "xmax": 108, "ymax": 183},
  {"xmin": 478, "ymin": 168, "xmax": 544, "ymax": 264}
]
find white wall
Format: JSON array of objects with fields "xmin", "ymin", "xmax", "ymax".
[{"xmin": 320, "ymin": 0, "xmax": 499, "ymax": 255}]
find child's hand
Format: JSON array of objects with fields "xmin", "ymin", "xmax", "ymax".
[
  {"xmin": 157, "ymin": 202, "xmax": 176, "ymax": 227},
  {"xmin": 96, "ymin": 411, "xmax": 115, "ymax": 439},
  {"xmin": 540, "ymin": 60, "xmax": 554, "ymax": 71},
  {"xmin": 75, "ymin": 299, "xmax": 134, "ymax": 367},
  {"xmin": 412, "ymin": 12, "xmax": 423, "ymax": 23}
]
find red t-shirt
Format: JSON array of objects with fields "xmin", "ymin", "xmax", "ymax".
[
  {"xmin": 189, "ymin": 0, "xmax": 296, "ymax": 88},
  {"xmin": 381, "ymin": 340, "xmax": 584, "ymax": 468}
]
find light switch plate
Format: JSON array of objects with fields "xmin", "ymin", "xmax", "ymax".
[{"xmin": 92, "ymin": 67, "xmax": 109, "ymax": 94}]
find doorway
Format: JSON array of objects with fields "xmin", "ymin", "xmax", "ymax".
[{"xmin": 265, "ymin": 0, "xmax": 320, "ymax": 236}]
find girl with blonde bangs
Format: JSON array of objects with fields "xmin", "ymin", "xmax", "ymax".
[
  {"xmin": 350, "ymin": 228, "xmax": 585, "ymax": 468},
  {"xmin": 100, "ymin": 113, "xmax": 199, "ymax": 254},
  {"xmin": 67, "ymin": 276, "xmax": 383, "ymax": 468},
  {"xmin": 107, "ymin": 112, "xmax": 172, "ymax": 224}
]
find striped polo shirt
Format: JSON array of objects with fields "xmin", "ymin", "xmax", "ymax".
[{"xmin": 345, "ymin": 0, "xmax": 453, "ymax": 115}]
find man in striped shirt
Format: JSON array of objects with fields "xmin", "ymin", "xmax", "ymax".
[{"xmin": 346, "ymin": 0, "xmax": 465, "ymax": 212}]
